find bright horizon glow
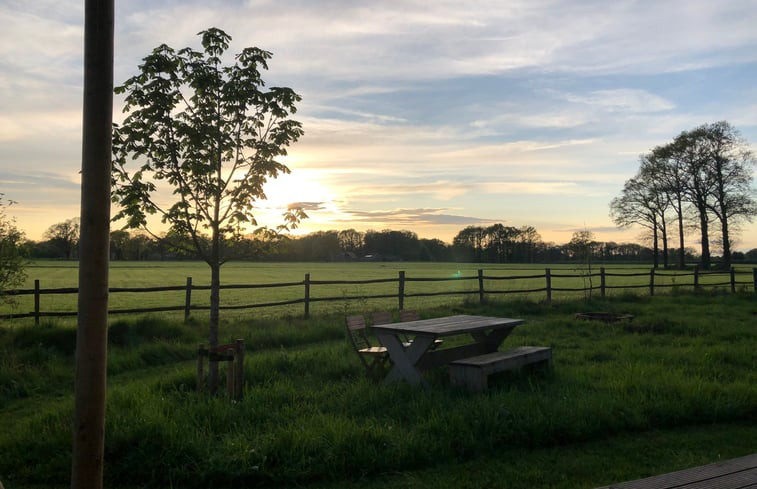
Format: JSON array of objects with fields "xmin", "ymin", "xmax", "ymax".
[{"xmin": 2, "ymin": 1, "xmax": 757, "ymax": 251}]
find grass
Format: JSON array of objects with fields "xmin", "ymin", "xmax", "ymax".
[
  {"xmin": 1, "ymin": 290, "xmax": 756, "ymax": 488},
  {"xmin": 3, "ymin": 261, "xmax": 755, "ymax": 322}
]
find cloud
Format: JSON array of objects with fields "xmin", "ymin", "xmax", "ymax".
[{"xmin": 339, "ymin": 208, "xmax": 494, "ymax": 226}]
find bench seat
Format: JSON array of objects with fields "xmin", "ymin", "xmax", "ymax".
[{"xmin": 449, "ymin": 346, "xmax": 552, "ymax": 392}]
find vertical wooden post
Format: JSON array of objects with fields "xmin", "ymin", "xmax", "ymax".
[
  {"xmin": 304, "ymin": 273, "xmax": 310, "ymax": 319},
  {"xmin": 694, "ymin": 266, "xmax": 700, "ymax": 291},
  {"xmin": 71, "ymin": 1, "xmax": 114, "ymax": 487},
  {"xmin": 753, "ymin": 268, "xmax": 757, "ymax": 294},
  {"xmin": 197, "ymin": 345, "xmax": 205, "ymax": 392},
  {"xmin": 478, "ymin": 269, "xmax": 485, "ymax": 305},
  {"xmin": 649, "ymin": 268, "xmax": 655, "ymax": 297},
  {"xmin": 34, "ymin": 279, "xmax": 40, "ymax": 326},
  {"xmin": 398, "ymin": 271, "xmax": 405, "ymax": 310},
  {"xmin": 600, "ymin": 268, "xmax": 606, "ymax": 298},
  {"xmin": 730, "ymin": 267, "xmax": 736, "ymax": 293},
  {"xmin": 234, "ymin": 339, "xmax": 244, "ymax": 401},
  {"xmin": 184, "ymin": 276, "xmax": 192, "ymax": 323},
  {"xmin": 226, "ymin": 348, "xmax": 235, "ymax": 398},
  {"xmin": 545, "ymin": 268, "xmax": 552, "ymax": 304}
]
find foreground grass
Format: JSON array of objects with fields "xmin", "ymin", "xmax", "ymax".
[{"xmin": 1, "ymin": 291, "xmax": 755, "ymax": 488}]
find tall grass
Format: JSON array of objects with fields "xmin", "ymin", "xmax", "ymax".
[{"xmin": 0, "ymin": 292, "xmax": 755, "ymax": 487}]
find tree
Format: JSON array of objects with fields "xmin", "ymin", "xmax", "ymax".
[
  {"xmin": 112, "ymin": 28, "xmax": 305, "ymax": 391},
  {"xmin": 610, "ymin": 173, "xmax": 662, "ymax": 268},
  {"xmin": 696, "ymin": 121, "xmax": 757, "ymax": 267},
  {"xmin": 45, "ymin": 217, "xmax": 80, "ymax": 259},
  {"xmin": 0, "ymin": 195, "xmax": 27, "ymax": 303}
]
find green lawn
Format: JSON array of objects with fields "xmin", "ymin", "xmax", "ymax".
[
  {"xmin": 1, "ymin": 291, "xmax": 755, "ymax": 488},
  {"xmin": 4, "ymin": 261, "xmax": 755, "ymax": 323}
]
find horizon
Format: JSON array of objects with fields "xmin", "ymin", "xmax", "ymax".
[{"xmin": 2, "ymin": 1, "xmax": 757, "ymax": 251}]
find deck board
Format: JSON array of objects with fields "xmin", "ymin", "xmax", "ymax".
[{"xmin": 597, "ymin": 454, "xmax": 757, "ymax": 489}]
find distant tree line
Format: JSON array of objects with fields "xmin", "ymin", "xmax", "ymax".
[
  {"xmin": 20, "ymin": 220, "xmax": 757, "ymax": 264},
  {"xmin": 610, "ymin": 121, "xmax": 756, "ymax": 269}
]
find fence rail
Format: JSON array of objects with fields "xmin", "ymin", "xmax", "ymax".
[{"xmin": 1, "ymin": 267, "xmax": 755, "ymax": 323}]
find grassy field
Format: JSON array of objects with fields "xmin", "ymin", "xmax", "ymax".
[
  {"xmin": 3, "ymin": 261, "xmax": 755, "ymax": 323},
  {"xmin": 0, "ymin": 290, "xmax": 755, "ymax": 488}
]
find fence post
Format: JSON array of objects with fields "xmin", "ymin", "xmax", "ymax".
[
  {"xmin": 234, "ymin": 339, "xmax": 245, "ymax": 401},
  {"xmin": 753, "ymin": 268, "xmax": 757, "ymax": 294},
  {"xmin": 304, "ymin": 273, "xmax": 310, "ymax": 319},
  {"xmin": 184, "ymin": 277, "xmax": 192, "ymax": 323},
  {"xmin": 478, "ymin": 269, "xmax": 485, "ymax": 305},
  {"xmin": 600, "ymin": 267, "xmax": 606, "ymax": 298},
  {"xmin": 649, "ymin": 268, "xmax": 655, "ymax": 297},
  {"xmin": 694, "ymin": 266, "xmax": 700, "ymax": 291},
  {"xmin": 730, "ymin": 267, "xmax": 736, "ymax": 293},
  {"xmin": 34, "ymin": 279, "xmax": 40, "ymax": 325},
  {"xmin": 545, "ymin": 268, "xmax": 552, "ymax": 304},
  {"xmin": 398, "ymin": 271, "xmax": 405, "ymax": 310}
]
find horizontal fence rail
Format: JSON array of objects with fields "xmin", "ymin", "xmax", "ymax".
[{"xmin": 1, "ymin": 267, "xmax": 755, "ymax": 323}]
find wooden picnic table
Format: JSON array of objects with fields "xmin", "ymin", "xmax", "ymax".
[
  {"xmin": 596, "ymin": 453, "xmax": 757, "ymax": 489},
  {"xmin": 372, "ymin": 314, "xmax": 523, "ymax": 386}
]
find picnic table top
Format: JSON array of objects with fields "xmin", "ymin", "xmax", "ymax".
[
  {"xmin": 371, "ymin": 314, "xmax": 523, "ymax": 337},
  {"xmin": 596, "ymin": 453, "xmax": 757, "ymax": 489}
]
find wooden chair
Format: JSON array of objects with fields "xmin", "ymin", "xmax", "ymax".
[
  {"xmin": 400, "ymin": 310, "xmax": 443, "ymax": 349},
  {"xmin": 345, "ymin": 315, "xmax": 390, "ymax": 381},
  {"xmin": 370, "ymin": 310, "xmax": 393, "ymax": 325}
]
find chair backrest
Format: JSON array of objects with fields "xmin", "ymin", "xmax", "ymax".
[
  {"xmin": 399, "ymin": 309, "xmax": 420, "ymax": 322},
  {"xmin": 345, "ymin": 315, "xmax": 371, "ymax": 350},
  {"xmin": 371, "ymin": 310, "xmax": 393, "ymax": 325}
]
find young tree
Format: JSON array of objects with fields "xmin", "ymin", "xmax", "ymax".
[
  {"xmin": 112, "ymin": 28, "xmax": 305, "ymax": 391},
  {"xmin": 0, "ymin": 195, "xmax": 27, "ymax": 303}
]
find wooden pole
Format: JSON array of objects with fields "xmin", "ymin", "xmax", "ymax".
[
  {"xmin": 71, "ymin": 1, "xmax": 113, "ymax": 488},
  {"xmin": 304, "ymin": 273, "xmax": 310, "ymax": 319},
  {"xmin": 545, "ymin": 268, "xmax": 552, "ymax": 304},
  {"xmin": 753, "ymin": 268, "xmax": 757, "ymax": 294},
  {"xmin": 398, "ymin": 271, "xmax": 405, "ymax": 310},
  {"xmin": 694, "ymin": 266, "xmax": 700, "ymax": 291},
  {"xmin": 649, "ymin": 268, "xmax": 655, "ymax": 297},
  {"xmin": 730, "ymin": 267, "xmax": 736, "ymax": 293},
  {"xmin": 478, "ymin": 269, "xmax": 485, "ymax": 305},
  {"xmin": 34, "ymin": 279, "xmax": 40, "ymax": 325},
  {"xmin": 600, "ymin": 267, "xmax": 606, "ymax": 298},
  {"xmin": 184, "ymin": 276, "xmax": 192, "ymax": 323},
  {"xmin": 197, "ymin": 345, "xmax": 205, "ymax": 392},
  {"xmin": 234, "ymin": 339, "xmax": 244, "ymax": 401}
]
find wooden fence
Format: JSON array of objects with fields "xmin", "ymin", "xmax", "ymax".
[{"xmin": 2, "ymin": 267, "xmax": 755, "ymax": 324}]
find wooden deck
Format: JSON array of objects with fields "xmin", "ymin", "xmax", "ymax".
[{"xmin": 597, "ymin": 453, "xmax": 757, "ymax": 488}]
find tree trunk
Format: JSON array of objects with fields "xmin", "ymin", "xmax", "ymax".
[
  {"xmin": 207, "ymin": 227, "xmax": 221, "ymax": 393},
  {"xmin": 652, "ymin": 222, "xmax": 659, "ymax": 269},
  {"xmin": 698, "ymin": 207, "xmax": 711, "ymax": 269},
  {"xmin": 71, "ymin": 2, "xmax": 113, "ymax": 488},
  {"xmin": 676, "ymin": 200, "xmax": 686, "ymax": 269},
  {"xmin": 720, "ymin": 211, "xmax": 732, "ymax": 268}
]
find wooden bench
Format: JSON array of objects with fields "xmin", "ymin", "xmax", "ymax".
[
  {"xmin": 449, "ymin": 346, "xmax": 552, "ymax": 392},
  {"xmin": 595, "ymin": 452, "xmax": 757, "ymax": 488}
]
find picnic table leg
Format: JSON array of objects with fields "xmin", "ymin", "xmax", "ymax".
[
  {"xmin": 470, "ymin": 325, "xmax": 516, "ymax": 352},
  {"xmin": 375, "ymin": 332, "xmax": 435, "ymax": 386}
]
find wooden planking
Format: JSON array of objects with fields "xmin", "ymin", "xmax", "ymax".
[
  {"xmin": 449, "ymin": 346, "xmax": 552, "ymax": 392},
  {"xmin": 372, "ymin": 315, "xmax": 523, "ymax": 336},
  {"xmin": 597, "ymin": 453, "xmax": 757, "ymax": 489}
]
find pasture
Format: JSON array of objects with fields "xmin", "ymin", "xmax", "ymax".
[
  {"xmin": 3, "ymin": 261, "xmax": 755, "ymax": 323},
  {"xmin": 0, "ymin": 288, "xmax": 755, "ymax": 488}
]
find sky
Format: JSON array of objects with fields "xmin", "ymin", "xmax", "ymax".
[{"xmin": 2, "ymin": 0, "xmax": 757, "ymax": 251}]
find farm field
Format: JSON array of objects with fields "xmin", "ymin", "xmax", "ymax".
[
  {"xmin": 3, "ymin": 261, "xmax": 755, "ymax": 323},
  {"xmin": 0, "ymin": 292, "xmax": 755, "ymax": 488}
]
